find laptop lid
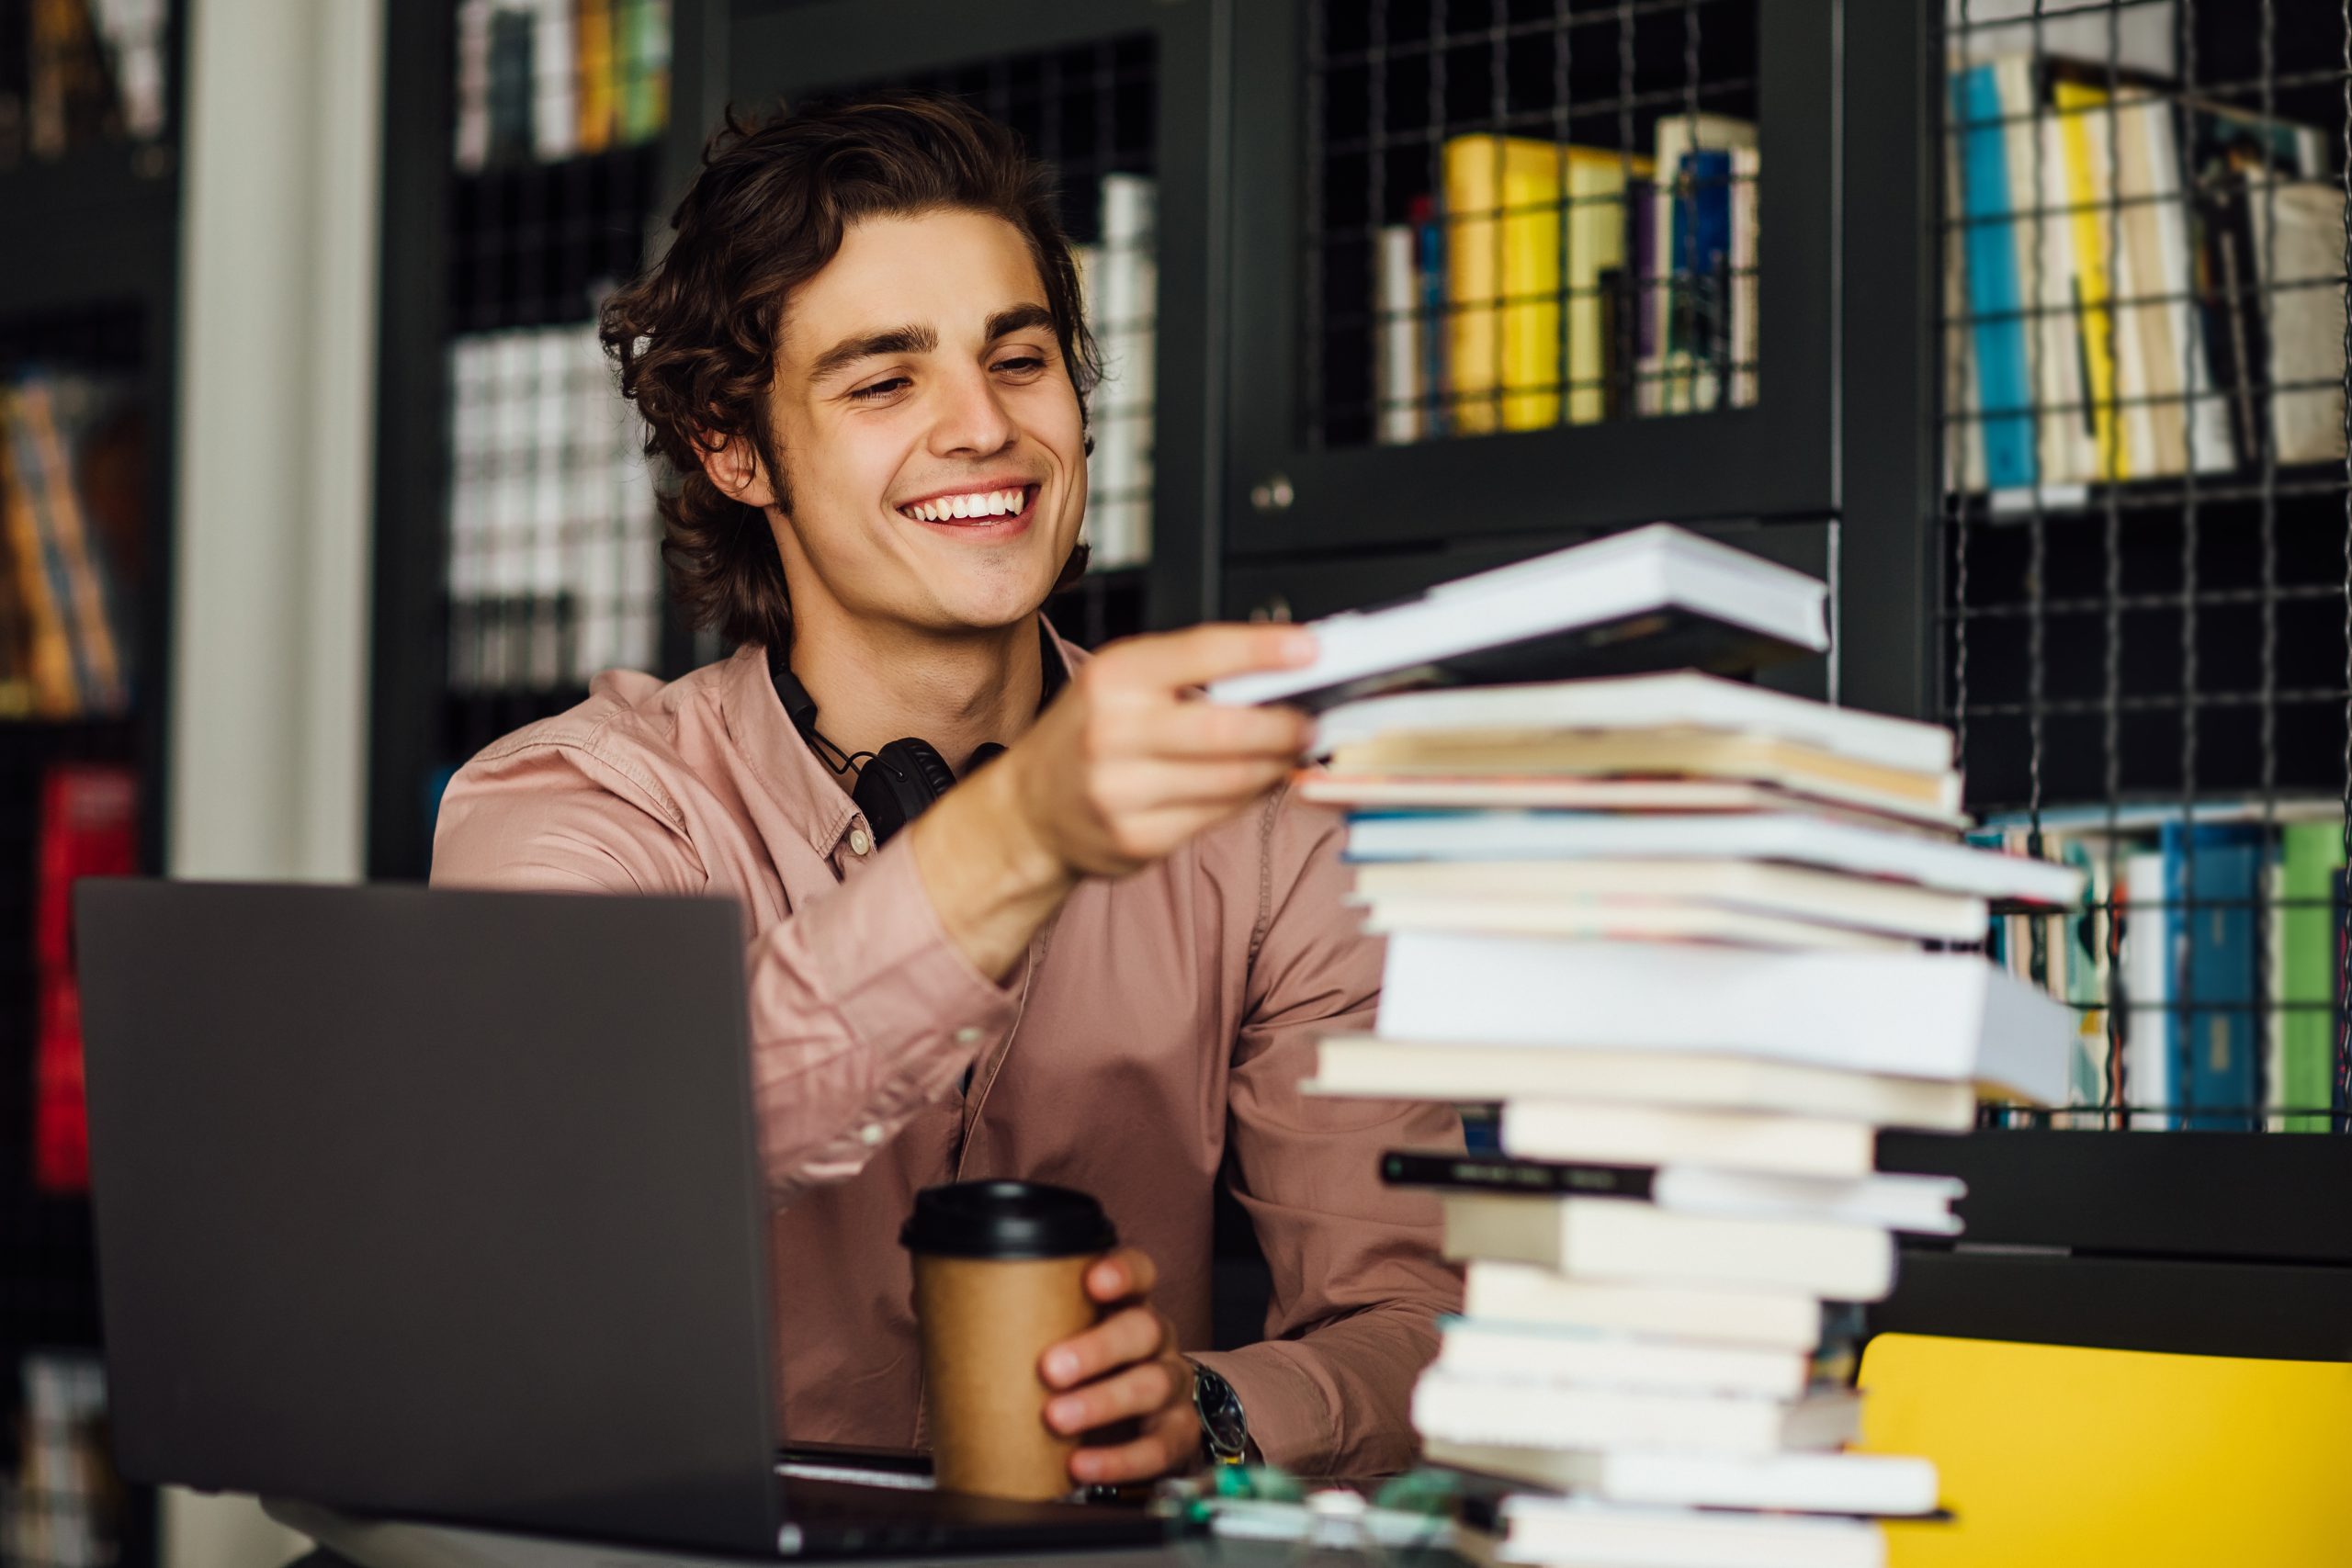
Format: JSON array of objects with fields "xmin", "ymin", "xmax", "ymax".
[{"xmin": 77, "ymin": 880, "xmax": 785, "ymax": 1556}]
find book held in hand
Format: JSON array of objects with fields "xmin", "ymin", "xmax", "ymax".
[{"xmin": 1204, "ymin": 524, "xmax": 1826, "ymax": 711}]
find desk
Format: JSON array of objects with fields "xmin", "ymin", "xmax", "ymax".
[{"xmin": 272, "ymin": 1501, "xmax": 1473, "ymax": 1568}]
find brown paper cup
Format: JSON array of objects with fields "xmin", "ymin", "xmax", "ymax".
[
  {"xmin": 900, "ymin": 1180, "xmax": 1120, "ymax": 1502},
  {"xmin": 912, "ymin": 1251, "xmax": 1101, "ymax": 1499}
]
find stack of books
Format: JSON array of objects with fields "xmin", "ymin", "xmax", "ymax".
[{"xmin": 1301, "ymin": 670, "xmax": 2084, "ymax": 1567}]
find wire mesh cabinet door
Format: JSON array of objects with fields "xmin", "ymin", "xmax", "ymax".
[
  {"xmin": 726, "ymin": 0, "xmax": 1222, "ymax": 637},
  {"xmin": 1224, "ymin": 0, "xmax": 1844, "ymax": 558}
]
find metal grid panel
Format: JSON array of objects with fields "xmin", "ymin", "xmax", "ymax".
[
  {"xmin": 1936, "ymin": 0, "xmax": 2352, "ymax": 1132},
  {"xmin": 0, "ymin": 306, "xmax": 150, "ymax": 1568},
  {"xmin": 822, "ymin": 35, "xmax": 1161, "ymax": 649},
  {"xmin": 1302, "ymin": 0, "xmax": 1760, "ymax": 451}
]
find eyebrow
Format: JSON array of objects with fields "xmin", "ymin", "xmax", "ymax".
[{"xmin": 805, "ymin": 303, "xmax": 1057, "ymax": 385}]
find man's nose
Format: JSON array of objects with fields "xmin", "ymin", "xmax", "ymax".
[{"xmin": 927, "ymin": 366, "xmax": 1019, "ymax": 457}]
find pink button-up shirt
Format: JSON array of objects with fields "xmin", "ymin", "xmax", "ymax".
[{"xmin": 428, "ymin": 626, "xmax": 1462, "ymax": 1475}]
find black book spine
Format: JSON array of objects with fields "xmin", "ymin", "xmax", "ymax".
[{"xmin": 1380, "ymin": 1148, "xmax": 1656, "ymax": 1199}]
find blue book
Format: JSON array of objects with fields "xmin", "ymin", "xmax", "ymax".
[
  {"xmin": 1670, "ymin": 150, "xmax": 1735, "ymax": 368},
  {"xmin": 1951, "ymin": 64, "xmax": 2035, "ymax": 489},
  {"xmin": 2163, "ymin": 823, "xmax": 2263, "ymax": 1130},
  {"xmin": 1415, "ymin": 206, "xmax": 1448, "ymax": 435}
]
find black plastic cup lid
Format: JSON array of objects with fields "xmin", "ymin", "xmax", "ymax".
[{"xmin": 899, "ymin": 1180, "xmax": 1118, "ymax": 1260}]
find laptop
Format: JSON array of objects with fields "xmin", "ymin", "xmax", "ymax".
[{"xmin": 75, "ymin": 880, "xmax": 1170, "ymax": 1559}]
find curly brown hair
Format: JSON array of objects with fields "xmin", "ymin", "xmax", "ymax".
[{"xmin": 600, "ymin": 91, "xmax": 1102, "ymax": 653}]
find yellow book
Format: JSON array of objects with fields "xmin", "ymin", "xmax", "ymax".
[
  {"xmin": 0, "ymin": 390, "xmax": 79, "ymax": 718},
  {"xmin": 2053, "ymin": 79, "xmax": 2125, "ymax": 479},
  {"xmin": 1860, "ymin": 1333, "xmax": 2352, "ymax": 1566},
  {"xmin": 1444, "ymin": 137, "xmax": 1648, "ymax": 433},
  {"xmin": 575, "ymin": 0, "xmax": 616, "ymax": 152}
]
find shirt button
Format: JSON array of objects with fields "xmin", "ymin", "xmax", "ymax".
[
  {"xmin": 858, "ymin": 1122, "xmax": 885, "ymax": 1147},
  {"xmin": 847, "ymin": 828, "xmax": 873, "ymax": 857},
  {"xmin": 955, "ymin": 1026, "xmax": 984, "ymax": 1045}
]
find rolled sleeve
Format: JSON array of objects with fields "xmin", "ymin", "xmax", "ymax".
[{"xmin": 748, "ymin": 841, "xmax": 1019, "ymax": 1197}]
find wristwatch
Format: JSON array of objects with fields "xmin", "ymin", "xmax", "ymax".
[{"xmin": 1186, "ymin": 1359, "xmax": 1250, "ymax": 1468}]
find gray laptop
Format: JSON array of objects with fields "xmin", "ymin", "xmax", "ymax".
[{"xmin": 75, "ymin": 880, "xmax": 1165, "ymax": 1558}]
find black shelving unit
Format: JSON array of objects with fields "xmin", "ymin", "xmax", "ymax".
[
  {"xmin": 370, "ymin": 2, "xmax": 708, "ymax": 883},
  {"xmin": 0, "ymin": 16, "xmax": 185, "ymax": 1568}
]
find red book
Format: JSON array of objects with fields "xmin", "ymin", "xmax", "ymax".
[{"xmin": 32, "ymin": 762, "xmax": 135, "ymax": 1194}]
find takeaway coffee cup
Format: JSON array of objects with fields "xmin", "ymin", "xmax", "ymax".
[{"xmin": 900, "ymin": 1179, "xmax": 1118, "ymax": 1500}]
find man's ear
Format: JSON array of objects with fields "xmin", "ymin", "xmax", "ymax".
[{"xmin": 695, "ymin": 429, "xmax": 779, "ymax": 510}]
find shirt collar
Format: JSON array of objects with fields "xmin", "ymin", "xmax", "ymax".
[{"xmin": 721, "ymin": 615, "xmax": 1087, "ymax": 861}]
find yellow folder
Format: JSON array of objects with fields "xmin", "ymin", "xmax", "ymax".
[{"xmin": 1858, "ymin": 1332, "xmax": 2352, "ymax": 1566}]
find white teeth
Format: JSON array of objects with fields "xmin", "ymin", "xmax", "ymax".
[{"xmin": 904, "ymin": 487, "xmax": 1027, "ymax": 522}]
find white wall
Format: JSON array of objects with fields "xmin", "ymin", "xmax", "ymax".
[
  {"xmin": 170, "ymin": 0, "xmax": 380, "ymax": 885},
  {"xmin": 164, "ymin": 0, "xmax": 384, "ymax": 1563}
]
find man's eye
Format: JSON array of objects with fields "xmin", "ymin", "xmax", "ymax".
[
  {"xmin": 995, "ymin": 356, "xmax": 1046, "ymax": 374},
  {"xmin": 850, "ymin": 377, "xmax": 910, "ymax": 400}
]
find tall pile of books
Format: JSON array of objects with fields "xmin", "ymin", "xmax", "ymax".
[{"xmin": 1303, "ymin": 671, "xmax": 2084, "ymax": 1566}]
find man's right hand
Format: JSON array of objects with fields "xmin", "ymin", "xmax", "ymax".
[
  {"xmin": 1003, "ymin": 624, "xmax": 1319, "ymax": 879},
  {"xmin": 906, "ymin": 625, "xmax": 1318, "ymax": 980}
]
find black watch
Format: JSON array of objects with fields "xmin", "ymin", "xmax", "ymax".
[{"xmin": 1186, "ymin": 1359, "xmax": 1249, "ymax": 1468}]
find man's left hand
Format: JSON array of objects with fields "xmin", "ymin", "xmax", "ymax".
[{"xmin": 1038, "ymin": 1247, "xmax": 1198, "ymax": 1484}]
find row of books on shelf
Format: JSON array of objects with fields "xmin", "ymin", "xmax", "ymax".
[
  {"xmin": 1372, "ymin": 112, "xmax": 1759, "ymax": 446},
  {"xmin": 0, "ymin": 1353, "xmax": 119, "ymax": 1568},
  {"xmin": 1975, "ymin": 806, "xmax": 2349, "ymax": 1132},
  {"xmin": 454, "ymin": 0, "xmax": 670, "ymax": 172},
  {"xmin": 1292, "ymin": 565, "xmax": 2079, "ymax": 1561},
  {"xmin": 447, "ymin": 321, "xmax": 663, "ymax": 694},
  {"xmin": 0, "ymin": 0, "xmax": 166, "ymax": 168},
  {"xmin": 0, "ymin": 372, "xmax": 140, "ymax": 720},
  {"xmin": 1946, "ymin": 52, "xmax": 2346, "ymax": 496},
  {"xmin": 1072, "ymin": 173, "xmax": 1156, "ymax": 572}
]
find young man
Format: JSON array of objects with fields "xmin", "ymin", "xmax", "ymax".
[{"xmin": 431, "ymin": 93, "xmax": 1459, "ymax": 1483}]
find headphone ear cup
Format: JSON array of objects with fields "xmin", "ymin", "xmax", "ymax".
[{"xmin": 853, "ymin": 739, "xmax": 960, "ymax": 846}]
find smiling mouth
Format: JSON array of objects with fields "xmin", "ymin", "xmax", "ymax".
[{"xmin": 896, "ymin": 484, "xmax": 1039, "ymax": 525}]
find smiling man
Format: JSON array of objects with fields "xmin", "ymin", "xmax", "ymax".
[{"xmin": 430, "ymin": 93, "xmax": 1459, "ymax": 1483}]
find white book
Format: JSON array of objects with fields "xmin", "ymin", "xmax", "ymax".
[
  {"xmin": 617, "ymin": 412, "xmax": 662, "ymax": 672},
  {"xmin": 1497, "ymin": 1495, "xmax": 1884, "ymax": 1568},
  {"xmin": 1091, "ymin": 175, "xmax": 1157, "ymax": 570},
  {"xmin": 1304, "ymin": 773, "xmax": 1962, "ymax": 833},
  {"xmin": 2124, "ymin": 849, "xmax": 2171, "ymax": 1129},
  {"xmin": 1464, "ymin": 1261, "xmax": 1824, "ymax": 1349},
  {"xmin": 1375, "ymin": 224, "xmax": 1423, "ymax": 444},
  {"xmin": 531, "ymin": 0, "xmax": 578, "ymax": 161},
  {"xmin": 1729, "ymin": 144, "xmax": 1759, "ymax": 408},
  {"xmin": 1380, "ymin": 932, "xmax": 2075, "ymax": 1103},
  {"xmin": 571, "ymin": 324, "xmax": 620, "ymax": 682},
  {"xmin": 1358, "ymin": 895, "xmax": 1918, "ymax": 951},
  {"xmin": 1441, "ymin": 1193, "xmax": 1895, "ymax": 1299},
  {"xmin": 1205, "ymin": 524, "xmax": 1827, "ymax": 711},
  {"xmin": 1438, "ymin": 1318, "xmax": 1810, "ymax": 1399},
  {"xmin": 1310, "ymin": 1036, "xmax": 1978, "ymax": 1131},
  {"xmin": 1347, "ymin": 810, "xmax": 2085, "ymax": 907},
  {"xmin": 530, "ymin": 326, "xmax": 571, "ymax": 686},
  {"xmin": 1315, "ymin": 669, "xmax": 1953, "ymax": 773},
  {"xmin": 1429, "ymin": 1439, "xmax": 1938, "ymax": 1517},
  {"xmin": 1649, "ymin": 1167, "xmax": 1963, "ymax": 1236},
  {"xmin": 1645, "ymin": 114, "xmax": 1757, "ymax": 415},
  {"xmin": 488, "ymin": 331, "xmax": 537, "ymax": 690},
  {"xmin": 2142, "ymin": 98, "xmax": 2235, "ymax": 472},
  {"xmin": 1498, "ymin": 1100, "xmax": 1879, "ymax": 1180},
  {"xmin": 454, "ymin": 0, "xmax": 493, "ymax": 171},
  {"xmin": 1345, "ymin": 859, "xmax": 1990, "ymax": 942},
  {"xmin": 446, "ymin": 336, "xmax": 493, "ymax": 691},
  {"xmin": 1415, "ymin": 1371, "xmax": 1858, "ymax": 1457}
]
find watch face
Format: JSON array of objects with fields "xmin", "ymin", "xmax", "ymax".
[{"xmin": 1194, "ymin": 1367, "xmax": 1248, "ymax": 1454}]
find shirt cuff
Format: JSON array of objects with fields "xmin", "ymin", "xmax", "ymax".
[{"xmin": 1184, "ymin": 1346, "xmax": 1329, "ymax": 1476}]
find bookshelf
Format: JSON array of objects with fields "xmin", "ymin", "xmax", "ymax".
[
  {"xmin": 0, "ymin": 6, "xmax": 181, "ymax": 1567},
  {"xmin": 370, "ymin": 0, "xmax": 702, "ymax": 883}
]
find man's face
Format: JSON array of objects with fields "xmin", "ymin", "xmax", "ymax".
[{"xmin": 760, "ymin": 208, "xmax": 1088, "ymax": 637}]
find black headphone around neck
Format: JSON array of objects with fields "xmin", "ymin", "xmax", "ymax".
[{"xmin": 768, "ymin": 622, "xmax": 1067, "ymax": 848}]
